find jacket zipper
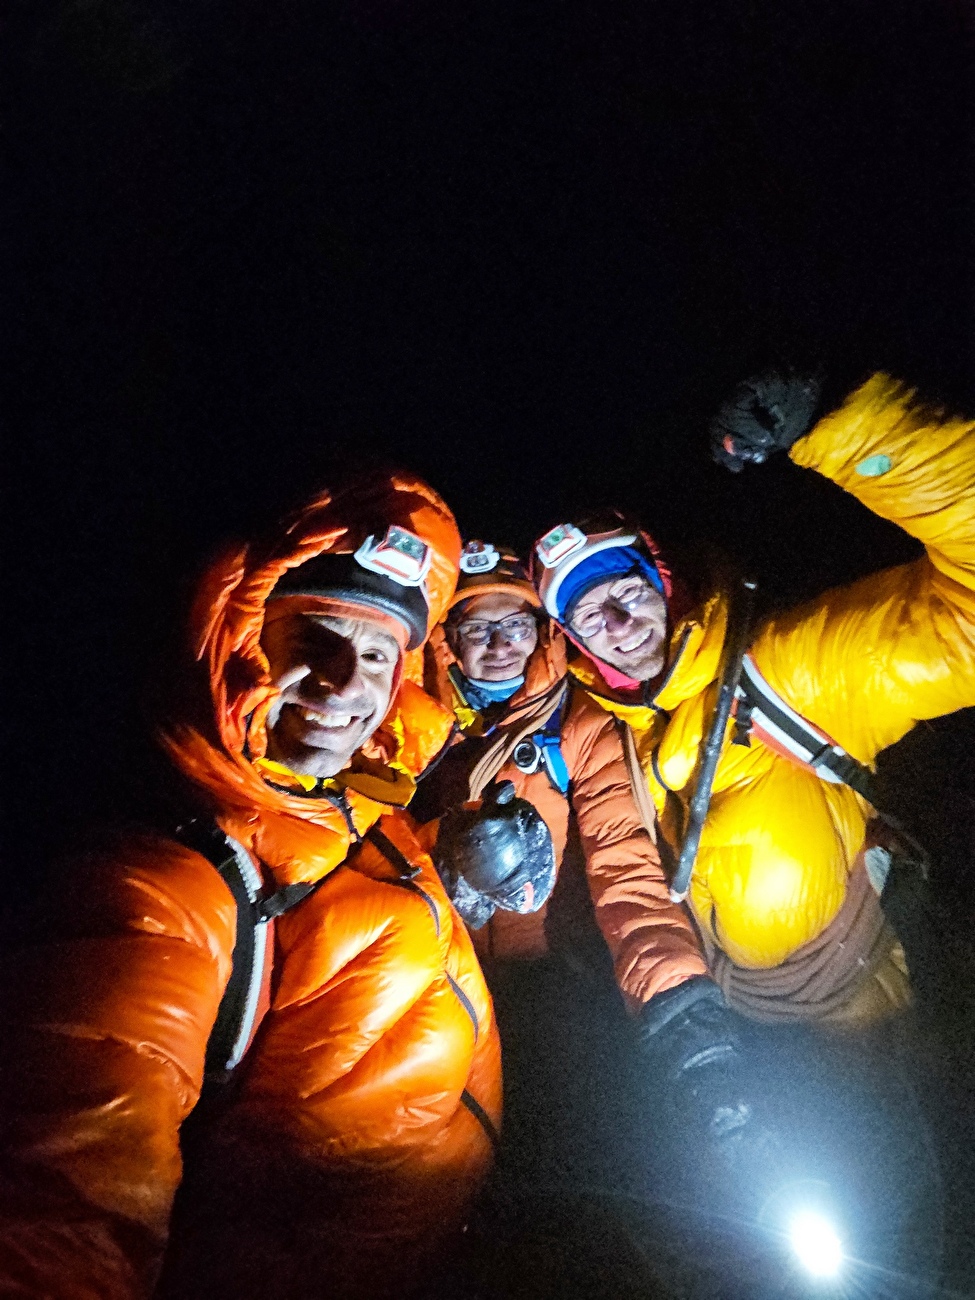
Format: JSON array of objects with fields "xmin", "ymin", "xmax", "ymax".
[
  {"xmin": 324, "ymin": 789, "xmax": 362, "ymax": 843},
  {"xmin": 649, "ymin": 624, "xmax": 693, "ymax": 708},
  {"xmin": 364, "ymin": 824, "xmax": 497, "ymax": 1151}
]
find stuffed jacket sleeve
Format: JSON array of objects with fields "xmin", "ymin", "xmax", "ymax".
[
  {"xmin": 563, "ymin": 691, "xmax": 709, "ymax": 1009},
  {"xmin": 0, "ymin": 835, "xmax": 234, "ymax": 1300},
  {"xmin": 752, "ymin": 373, "xmax": 975, "ymax": 765}
]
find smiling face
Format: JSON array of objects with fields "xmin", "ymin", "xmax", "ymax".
[
  {"xmin": 260, "ymin": 612, "xmax": 400, "ymax": 778},
  {"xmin": 571, "ymin": 575, "xmax": 668, "ymax": 682},
  {"xmin": 451, "ymin": 591, "xmax": 539, "ymax": 681}
]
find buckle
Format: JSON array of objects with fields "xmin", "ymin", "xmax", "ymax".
[{"xmin": 512, "ymin": 739, "xmax": 542, "ymax": 774}]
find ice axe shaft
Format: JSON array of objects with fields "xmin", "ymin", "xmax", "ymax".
[{"xmin": 669, "ymin": 578, "xmax": 757, "ymax": 903}]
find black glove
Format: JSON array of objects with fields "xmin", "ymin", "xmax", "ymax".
[
  {"xmin": 637, "ymin": 977, "xmax": 754, "ymax": 1144},
  {"xmin": 710, "ymin": 370, "xmax": 823, "ymax": 472},
  {"xmin": 434, "ymin": 780, "xmax": 557, "ymax": 929}
]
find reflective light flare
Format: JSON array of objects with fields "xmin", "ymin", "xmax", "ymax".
[{"xmin": 789, "ymin": 1209, "xmax": 844, "ymax": 1279}]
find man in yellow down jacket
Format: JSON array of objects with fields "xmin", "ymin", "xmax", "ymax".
[{"xmin": 532, "ymin": 372, "xmax": 975, "ymax": 1026}]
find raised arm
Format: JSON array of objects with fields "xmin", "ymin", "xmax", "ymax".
[{"xmin": 721, "ymin": 373, "xmax": 975, "ymax": 762}]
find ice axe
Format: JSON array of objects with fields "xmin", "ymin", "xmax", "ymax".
[{"xmin": 669, "ymin": 577, "xmax": 757, "ymax": 903}]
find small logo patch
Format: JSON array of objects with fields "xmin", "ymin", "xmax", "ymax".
[{"xmin": 855, "ymin": 454, "xmax": 892, "ymax": 477}]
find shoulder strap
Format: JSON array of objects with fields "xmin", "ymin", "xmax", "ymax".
[
  {"xmin": 735, "ymin": 654, "xmax": 881, "ymax": 804},
  {"xmin": 537, "ymin": 697, "xmax": 571, "ymax": 795},
  {"xmin": 176, "ymin": 819, "xmax": 321, "ymax": 1084},
  {"xmin": 734, "ymin": 655, "xmax": 932, "ymax": 871},
  {"xmin": 466, "ymin": 679, "xmax": 568, "ymax": 801}
]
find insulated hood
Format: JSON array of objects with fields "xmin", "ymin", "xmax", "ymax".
[{"xmin": 158, "ymin": 470, "xmax": 460, "ymax": 850}]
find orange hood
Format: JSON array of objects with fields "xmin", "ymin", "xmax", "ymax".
[{"xmin": 158, "ymin": 471, "xmax": 460, "ymax": 884}]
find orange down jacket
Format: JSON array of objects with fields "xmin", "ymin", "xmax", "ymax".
[
  {"xmin": 0, "ymin": 472, "xmax": 501, "ymax": 1300},
  {"xmin": 424, "ymin": 621, "xmax": 708, "ymax": 1007},
  {"xmin": 572, "ymin": 375, "xmax": 975, "ymax": 972}
]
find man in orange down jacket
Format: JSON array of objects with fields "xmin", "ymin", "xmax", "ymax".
[
  {"xmin": 0, "ymin": 471, "xmax": 501, "ymax": 1300},
  {"xmin": 531, "ymin": 372, "xmax": 975, "ymax": 1031},
  {"xmin": 413, "ymin": 544, "xmax": 762, "ymax": 1194}
]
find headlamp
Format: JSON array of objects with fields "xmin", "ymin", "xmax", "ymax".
[
  {"xmin": 459, "ymin": 540, "xmax": 501, "ymax": 574},
  {"xmin": 533, "ymin": 522, "xmax": 641, "ymax": 619},
  {"xmin": 788, "ymin": 1209, "xmax": 844, "ymax": 1279},
  {"xmin": 354, "ymin": 525, "xmax": 432, "ymax": 587},
  {"xmin": 758, "ymin": 1180, "xmax": 845, "ymax": 1286}
]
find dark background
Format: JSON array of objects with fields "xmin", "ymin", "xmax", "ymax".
[
  {"xmin": 7, "ymin": 0, "xmax": 975, "ymax": 887},
  {"xmin": 6, "ymin": 4, "xmax": 975, "ymax": 1291}
]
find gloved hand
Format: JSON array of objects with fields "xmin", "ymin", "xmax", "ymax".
[
  {"xmin": 434, "ymin": 780, "xmax": 557, "ymax": 929},
  {"xmin": 710, "ymin": 370, "xmax": 823, "ymax": 472},
  {"xmin": 637, "ymin": 977, "xmax": 759, "ymax": 1148}
]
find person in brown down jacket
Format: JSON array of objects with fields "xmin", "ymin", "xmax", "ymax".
[{"xmin": 414, "ymin": 541, "xmax": 764, "ymax": 1196}]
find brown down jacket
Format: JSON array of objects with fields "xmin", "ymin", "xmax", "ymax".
[
  {"xmin": 423, "ymin": 621, "xmax": 708, "ymax": 1008},
  {"xmin": 0, "ymin": 472, "xmax": 501, "ymax": 1300}
]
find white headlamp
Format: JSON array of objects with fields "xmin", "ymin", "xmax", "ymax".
[
  {"xmin": 354, "ymin": 525, "xmax": 432, "ymax": 588},
  {"xmin": 459, "ymin": 541, "xmax": 500, "ymax": 574},
  {"xmin": 535, "ymin": 523, "xmax": 589, "ymax": 569},
  {"xmin": 534, "ymin": 523, "xmax": 639, "ymax": 619}
]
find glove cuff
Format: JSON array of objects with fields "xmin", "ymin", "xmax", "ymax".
[{"xmin": 638, "ymin": 976, "xmax": 723, "ymax": 1041}]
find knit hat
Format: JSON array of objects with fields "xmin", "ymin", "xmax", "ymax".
[
  {"xmin": 552, "ymin": 546, "xmax": 664, "ymax": 627},
  {"xmin": 271, "ymin": 539, "xmax": 430, "ymax": 651}
]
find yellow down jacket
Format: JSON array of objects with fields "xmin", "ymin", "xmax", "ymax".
[{"xmin": 573, "ymin": 375, "xmax": 975, "ymax": 969}]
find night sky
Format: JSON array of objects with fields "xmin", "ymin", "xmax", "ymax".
[{"xmin": 8, "ymin": 0, "xmax": 975, "ymax": 878}]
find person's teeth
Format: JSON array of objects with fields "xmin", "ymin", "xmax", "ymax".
[
  {"xmin": 301, "ymin": 708, "xmax": 353, "ymax": 727},
  {"xmin": 621, "ymin": 632, "xmax": 650, "ymax": 654}
]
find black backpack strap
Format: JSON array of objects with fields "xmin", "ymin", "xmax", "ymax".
[
  {"xmin": 176, "ymin": 819, "xmax": 321, "ymax": 1084},
  {"xmin": 365, "ymin": 823, "xmax": 423, "ymax": 879}
]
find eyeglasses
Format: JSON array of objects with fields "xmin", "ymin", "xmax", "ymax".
[
  {"xmin": 569, "ymin": 577, "xmax": 657, "ymax": 639},
  {"xmin": 455, "ymin": 614, "xmax": 538, "ymax": 646}
]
